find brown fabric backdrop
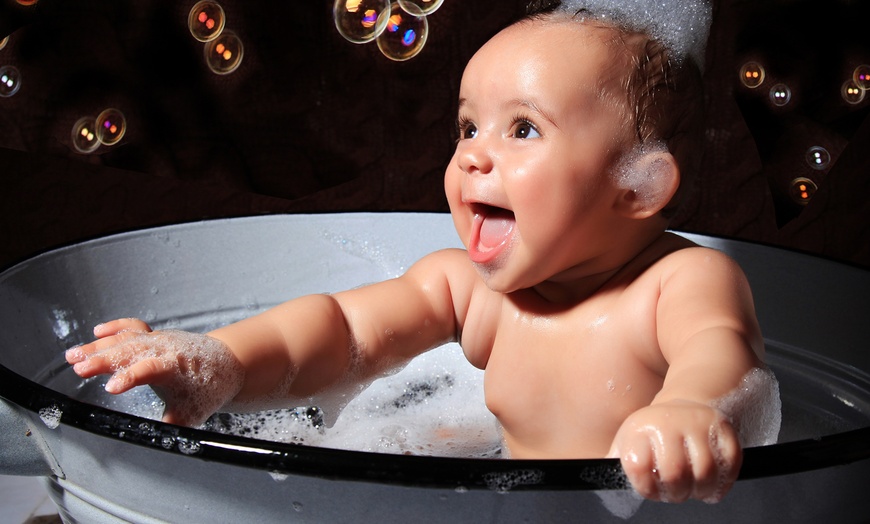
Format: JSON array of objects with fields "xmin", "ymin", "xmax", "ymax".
[{"xmin": 1, "ymin": 0, "xmax": 868, "ymax": 269}]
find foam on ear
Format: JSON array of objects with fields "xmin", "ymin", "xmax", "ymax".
[{"xmin": 614, "ymin": 141, "xmax": 679, "ymax": 216}]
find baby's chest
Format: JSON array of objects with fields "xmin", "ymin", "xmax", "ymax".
[{"xmin": 481, "ymin": 314, "xmax": 664, "ymax": 452}]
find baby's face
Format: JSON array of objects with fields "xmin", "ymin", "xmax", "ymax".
[{"xmin": 445, "ymin": 19, "xmax": 636, "ymax": 293}]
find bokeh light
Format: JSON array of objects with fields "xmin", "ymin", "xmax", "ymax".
[
  {"xmin": 71, "ymin": 117, "xmax": 100, "ymax": 154},
  {"xmin": 789, "ymin": 177, "xmax": 817, "ymax": 206},
  {"xmin": 805, "ymin": 146, "xmax": 831, "ymax": 171},
  {"xmin": 769, "ymin": 83, "xmax": 792, "ymax": 107},
  {"xmin": 204, "ymin": 31, "xmax": 243, "ymax": 74},
  {"xmin": 841, "ymin": 79, "xmax": 865, "ymax": 105},
  {"xmin": 96, "ymin": 108, "xmax": 127, "ymax": 146},
  {"xmin": 0, "ymin": 65, "xmax": 22, "ymax": 98},
  {"xmin": 739, "ymin": 61, "xmax": 765, "ymax": 89},
  {"xmin": 397, "ymin": 0, "xmax": 443, "ymax": 16},
  {"xmin": 334, "ymin": 0, "xmax": 390, "ymax": 44},
  {"xmin": 376, "ymin": 2, "xmax": 428, "ymax": 62},
  {"xmin": 854, "ymin": 65, "xmax": 870, "ymax": 91},
  {"xmin": 188, "ymin": 1, "xmax": 226, "ymax": 43}
]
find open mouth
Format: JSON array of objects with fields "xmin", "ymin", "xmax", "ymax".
[{"xmin": 469, "ymin": 204, "xmax": 516, "ymax": 263}]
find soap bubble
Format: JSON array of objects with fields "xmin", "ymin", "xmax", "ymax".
[
  {"xmin": 841, "ymin": 79, "xmax": 865, "ymax": 105},
  {"xmin": 0, "ymin": 36, "xmax": 8, "ymax": 52},
  {"xmin": 15, "ymin": 0, "xmax": 39, "ymax": 5},
  {"xmin": 397, "ymin": 0, "xmax": 443, "ymax": 16},
  {"xmin": 769, "ymin": 83, "xmax": 791, "ymax": 107},
  {"xmin": 805, "ymin": 146, "xmax": 831, "ymax": 171},
  {"xmin": 334, "ymin": 0, "xmax": 390, "ymax": 44},
  {"xmin": 71, "ymin": 117, "xmax": 100, "ymax": 154},
  {"xmin": 738, "ymin": 61, "xmax": 765, "ymax": 89},
  {"xmin": 0, "ymin": 65, "xmax": 22, "ymax": 97},
  {"xmin": 377, "ymin": 2, "xmax": 428, "ymax": 62},
  {"xmin": 789, "ymin": 177, "xmax": 817, "ymax": 206},
  {"xmin": 188, "ymin": 1, "xmax": 226, "ymax": 42},
  {"xmin": 96, "ymin": 108, "xmax": 126, "ymax": 145},
  {"xmin": 204, "ymin": 31, "xmax": 243, "ymax": 75},
  {"xmin": 854, "ymin": 65, "xmax": 870, "ymax": 91}
]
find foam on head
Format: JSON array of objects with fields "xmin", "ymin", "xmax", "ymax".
[{"xmin": 554, "ymin": 0, "xmax": 712, "ymax": 70}]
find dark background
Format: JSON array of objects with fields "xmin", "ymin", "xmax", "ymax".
[{"xmin": 1, "ymin": 0, "xmax": 868, "ymax": 269}]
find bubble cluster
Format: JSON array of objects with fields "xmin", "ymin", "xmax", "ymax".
[
  {"xmin": 188, "ymin": 0, "xmax": 226, "ymax": 42},
  {"xmin": 790, "ymin": 177, "xmax": 817, "ymax": 206},
  {"xmin": 769, "ymin": 83, "xmax": 792, "ymax": 107},
  {"xmin": 841, "ymin": 79, "xmax": 865, "ymax": 105},
  {"xmin": 805, "ymin": 145, "xmax": 830, "ymax": 171},
  {"xmin": 855, "ymin": 65, "xmax": 870, "ymax": 90},
  {"xmin": 71, "ymin": 116, "xmax": 101, "ymax": 153},
  {"xmin": 398, "ymin": 0, "xmax": 443, "ymax": 16},
  {"xmin": 38, "ymin": 405, "xmax": 62, "ymax": 429},
  {"xmin": 377, "ymin": 2, "xmax": 429, "ymax": 61},
  {"xmin": 739, "ymin": 61, "xmax": 765, "ymax": 89},
  {"xmin": 711, "ymin": 367, "xmax": 781, "ymax": 447},
  {"xmin": 186, "ymin": 1, "xmax": 244, "ymax": 75},
  {"xmin": 71, "ymin": 110, "xmax": 127, "ymax": 153},
  {"xmin": 96, "ymin": 108, "xmax": 127, "ymax": 145},
  {"xmin": 0, "ymin": 65, "xmax": 22, "ymax": 98},
  {"xmin": 205, "ymin": 31, "xmax": 244, "ymax": 75},
  {"xmin": 334, "ymin": 0, "xmax": 390, "ymax": 44},
  {"xmin": 333, "ymin": 0, "xmax": 440, "ymax": 61}
]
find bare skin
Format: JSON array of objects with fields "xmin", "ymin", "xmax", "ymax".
[{"xmin": 67, "ymin": 18, "xmax": 766, "ymax": 504}]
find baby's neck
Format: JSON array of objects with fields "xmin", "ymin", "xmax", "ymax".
[{"xmin": 528, "ymin": 231, "xmax": 685, "ymax": 305}]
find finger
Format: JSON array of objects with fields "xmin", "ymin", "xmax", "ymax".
[
  {"xmin": 104, "ymin": 357, "xmax": 176, "ymax": 394},
  {"xmin": 68, "ymin": 329, "xmax": 150, "ymax": 364},
  {"xmin": 619, "ymin": 435, "xmax": 659, "ymax": 500},
  {"xmin": 653, "ymin": 435, "xmax": 694, "ymax": 503},
  {"xmin": 94, "ymin": 318, "xmax": 152, "ymax": 338},
  {"xmin": 700, "ymin": 423, "xmax": 742, "ymax": 503}
]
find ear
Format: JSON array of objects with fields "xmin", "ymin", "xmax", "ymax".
[{"xmin": 613, "ymin": 150, "xmax": 680, "ymax": 219}]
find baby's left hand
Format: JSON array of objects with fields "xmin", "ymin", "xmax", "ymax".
[{"xmin": 608, "ymin": 400, "xmax": 741, "ymax": 503}]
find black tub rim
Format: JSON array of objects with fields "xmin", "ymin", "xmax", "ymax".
[{"xmin": 3, "ymin": 361, "xmax": 869, "ymax": 491}]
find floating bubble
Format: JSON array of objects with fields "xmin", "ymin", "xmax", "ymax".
[
  {"xmin": 805, "ymin": 146, "xmax": 831, "ymax": 171},
  {"xmin": 0, "ymin": 65, "xmax": 22, "ymax": 97},
  {"xmin": 841, "ymin": 79, "xmax": 865, "ymax": 105},
  {"xmin": 188, "ymin": 1, "xmax": 225, "ymax": 42},
  {"xmin": 204, "ymin": 31, "xmax": 243, "ymax": 75},
  {"xmin": 738, "ymin": 61, "xmax": 765, "ymax": 89},
  {"xmin": 854, "ymin": 65, "xmax": 870, "ymax": 91},
  {"xmin": 71, "ymin": 116, "xmax": 100, "ymax": 154},
  {"xmin": 397, "ymin": 0, "xmax": 443, "ymax": 16},
  {"xmin": 790, "ymin": 177, "xmax": 817, "ymax": 206},
  {"xmin": 377, "ymin": 2, "xmax": 428, "ymax": 62},
  {"xmin": 96, "ymin": 108, "xmax": 126, "ymax": 145},
  {"xmin": 769, "ymin": 83, "xmax": 791, "ymax": 107},
  {"xmin": 15, "ymin": 0, "xmax": 39, "ymax": 5},
  {"xmin": 0, "ymin": 36, "xmax": 8, "ymax": 52},
  {"xmin": 334, "ymin": 0, "xmax": 390, "ymax": 44}
]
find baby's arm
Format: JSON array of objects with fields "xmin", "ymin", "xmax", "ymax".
[
  {"xmin": 609, "ymin": 248, "xmax": 765, "ymax": 503},
  {"xmin": 66, "ymin": 249, "xmax": 470, "ymax": 426}
]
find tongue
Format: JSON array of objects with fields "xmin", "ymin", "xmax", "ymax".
[{"xmin": 479, "ymin": 211, "xmax": 515, "ymax": 249}]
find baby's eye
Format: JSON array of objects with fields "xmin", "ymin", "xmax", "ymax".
[
  {"xmin": 458, "ymin": 121, "xmax": 478, "ymax": 140},
  {"xmin": 512, "ymin": 120, "xmax": 540, "ymax": 139}
]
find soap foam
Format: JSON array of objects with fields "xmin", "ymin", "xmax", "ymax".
[
  {"xmin": 206, "ymin": 343, "xmax": 503, "ymax": 458},
  {"xmin": 555, "ymin": 0, "xmax": 712, "ymax": 69},
  {"xmin": 712, "ymin": 367, "xmax": 782, "ymax": 447}
]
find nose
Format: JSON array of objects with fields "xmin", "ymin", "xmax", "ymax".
[{"xmin": 456, "ymin": 140, "xmax": 494, "ymax": 175}]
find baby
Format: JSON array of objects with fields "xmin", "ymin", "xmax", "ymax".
[{"xmin": 66, "ymin": 0, "xmax": 780, "ymax": 504}]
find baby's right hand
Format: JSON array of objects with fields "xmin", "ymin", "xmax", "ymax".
[{"xmin": 66, "ymin": 318, "xmax": 245, "ymax": 427}]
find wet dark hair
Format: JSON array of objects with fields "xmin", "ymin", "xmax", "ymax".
[{"xmin": 521, "ymin": 0, "xmax": 705, "ymax": 217}]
